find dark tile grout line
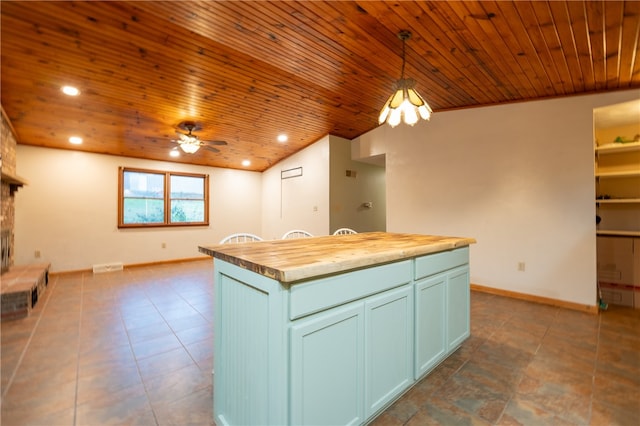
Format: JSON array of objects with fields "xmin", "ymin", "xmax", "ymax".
[
  {"xmin": 588, "ymin": 309, "xmax": 603, "ymax": 426},
  {"xmin": 474, "ymin": 298, "xmax": 528, "ymax": 426},
  {"xmin": 482, "ymin": 303, "xmax": 516, "ymax": 426},
  {"xmin": 1, "ymin": 275, "xmax": 59, "ymax": 401},
  {"xmin": 70, "ymin": 273, "xmax": 87, "ymax": 424},
  {"xmin": 128, "ymin": 285, "xmax": 161, "ymax": 426},
  {"xmin": 72, "ymin": 271, "xmax": 85, "ymax": 426}
]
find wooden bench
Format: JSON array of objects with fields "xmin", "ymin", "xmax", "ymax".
[{"xmin": 1, "ymin": 263, "xmax": 50, "ymax": 321}]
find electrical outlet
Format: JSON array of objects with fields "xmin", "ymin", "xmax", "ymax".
[
  {"xmin": 518, "ymin": 262, "xmax": 525, "ymax": 272},
  {"xmin": 34, "ymin": 250, "xmax": 41, "ymax": 258},
  {"xmin": 161, "ymin": 242, "xmax": 166, "ymax": 249}
]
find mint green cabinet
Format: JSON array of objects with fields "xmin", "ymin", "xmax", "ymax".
[
  {"xmin": 290, "ymin": 302, "xmax": 365, "ymax": 426},
  {"xmin": 290, "ymin": 283, "xmax": 415, "ymax": 425},
  {"xmin": 212, "ymin": 246, "xmax": 470, "ymax": 425},
  {"xmin": 290, "ymin": 264, "xmax": 413, "ymax": 425},
  {"xmin": 415, "ymin": 273, "xmax": 446, "ymax": 377},
  {"xmin": 447, "ymin": 266, "xmax": 471, "ymax": 350},
  {"xmin": 364, "ymin": 285, "xmax": 414, "ymax": 417},
  {"xmin": 414, "ymin": 247, "xmax": 470, "ymax": 379}
]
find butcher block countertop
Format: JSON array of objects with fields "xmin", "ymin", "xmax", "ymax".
[{"xmin": 199, "ymin": 232, "xmax": 476, "ymax": 283}]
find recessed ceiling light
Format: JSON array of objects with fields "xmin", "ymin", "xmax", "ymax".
[
  {"xmin": 61, "ymin": 86, "xmax": 80, "ymax": 96},
  {"xmin": 277, "ymin": 134, "xmax": 288, "ymax": 143},
  {"xmin": 69, "ymin": 136, "xmax": 83, "ymax": 145},
  {"xmin": 170, "ymin": 150, "xmax": 180, "ymax": 157},
  {"xmin": 242, "ymin": 160, "xmax": 251, "ymax": 167}
]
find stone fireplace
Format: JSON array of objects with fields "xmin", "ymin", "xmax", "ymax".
[
  {"xmin": 1, "ymin": 106, "xmax": 21, "ymax": 272},
  {"xmin": 1, "ymin": 106, "xmax": 49, "ymax": 321}
]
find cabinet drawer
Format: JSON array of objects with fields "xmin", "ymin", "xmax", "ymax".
[
  {"xmin": 289, "ymin": 260, "xmax": 412, "ymax": 320},
  {"xmin": 415, "ymin": 247, "xmax": 469, "ymax": 280}
]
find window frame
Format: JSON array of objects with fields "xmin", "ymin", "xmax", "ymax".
[{"xmin": 118, "ymin": 166, "xmax": 209, "ymax": 228}]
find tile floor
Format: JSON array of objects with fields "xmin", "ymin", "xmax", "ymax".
[{"xmin": 1, "ymin": 259, "xmax": 639, "ymax": 425}]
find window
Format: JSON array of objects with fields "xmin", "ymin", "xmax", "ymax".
[{"xmin": 118, "ymin": 167, "xmax": 209, "ymax": 228}]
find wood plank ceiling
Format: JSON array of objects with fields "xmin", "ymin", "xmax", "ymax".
[{"xmin": 1, "ymin": 1, "xmax": 639, "ymax": 171}]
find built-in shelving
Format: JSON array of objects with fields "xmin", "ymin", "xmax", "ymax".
[
  {"xmin": 595, "ymin": 138, "xmax": 640, "ymax": 237},
  {"xmin": 595, "ymin": 170, "xmax": 640, "ymax": 178},
  {"xmin": 596, "ymin": 198, "xmax": 640, "ymax": 204},
  {"xmin": 597, "ymin": 230, "xmax": 640, "ymax": 237},
  {"xmin": 595, "ymin": 141, "xmax": 640, "ymax": 154},
  {"xmin": 594, "ymin": 101, "xmax": 640, "ymax": 309}
]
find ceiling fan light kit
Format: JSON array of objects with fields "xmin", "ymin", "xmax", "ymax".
[
  {"xmin": 172, "ymin": 121, "xmax": 227, "ymax": 154},
  {"xmin": 178, "ymin": 141, "xmax": 201, "ymax": 154},
  {"xmin": 379, "ymin": 30, "xmax": 432, "ymax": 128}
]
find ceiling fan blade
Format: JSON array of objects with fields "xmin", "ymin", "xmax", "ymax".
[
  {"xmin": 204, "ymin": 140, "xmax": 228, "ymax": 146},
  {"xmin": 203, "ymin": 145, "xmax": 220, "ymax": 153}
]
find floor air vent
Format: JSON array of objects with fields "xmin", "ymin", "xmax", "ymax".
[{"xmin": 92, "ymin": 262, "xmax": 124, "ymax": 274}]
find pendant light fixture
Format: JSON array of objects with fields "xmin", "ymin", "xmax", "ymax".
[{"xmin": 378, "ymin": 30, "xmax": 432, "ymax": 127}]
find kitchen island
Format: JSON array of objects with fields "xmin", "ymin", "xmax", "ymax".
[{"xmin": 199, "ymin": 232, "xmax": 476, "ymax": 426}]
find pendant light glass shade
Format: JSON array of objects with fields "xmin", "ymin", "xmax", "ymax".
[
  {"xmin": 378, "ymin": 78, "xmax": 432, "ymax": 127},
  {"xmin": 379, "ymin": 31, "xmax": 432, "ymax": 127}
]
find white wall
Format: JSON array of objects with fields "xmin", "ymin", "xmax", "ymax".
[
  {"xmin": 353, "ymin": 89, "xmax": 640, "ymax": 307},
  {"xmin": 329, "ymin": 136, "xmax": 386, "ymax": 233},
  {"xmin": 261, "ymin": 134, "xmax": 386, "ymax": 238},
  {"xmin": 261, "ymin": 136, "xmax": 330, "ymax": 239},
  {"xmin": 14, "ymin": 89, "xmax": 640, "ymax": 308},
  {"xmin": 15, "ymin": 146, "xmax": 262, "ymax": 272}
]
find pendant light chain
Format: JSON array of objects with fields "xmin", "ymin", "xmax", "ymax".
[
  {"xmin": 400, "ymin": 35, "xmax": 406, "ymax": 80},
  {"xmin": 399, "ymin": 30, "xmax": 411, "ymax": 80}
]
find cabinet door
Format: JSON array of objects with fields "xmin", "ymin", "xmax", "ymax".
[
  {"xmin": 447, "ymin": 266, "xmax": 470, "ymax": 351},
  {"xmin": 597, "ymin": 236, "xmax": 635, "ymax": 285},
  {"xmin": 415, "ymin": 273, "xmax": 446, "ymax": 378},
  {"xmin": 290, "ymin": 302, "xmax": 364, "ymax": 426},
  {"xmin": 364, "ymin": 285, "xmax": 413, "ymax": 418}
]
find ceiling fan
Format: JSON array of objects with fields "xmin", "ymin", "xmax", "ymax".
[{"xmin": 172, "ymin": 121, "xmax": 228, "ymax": 154}]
